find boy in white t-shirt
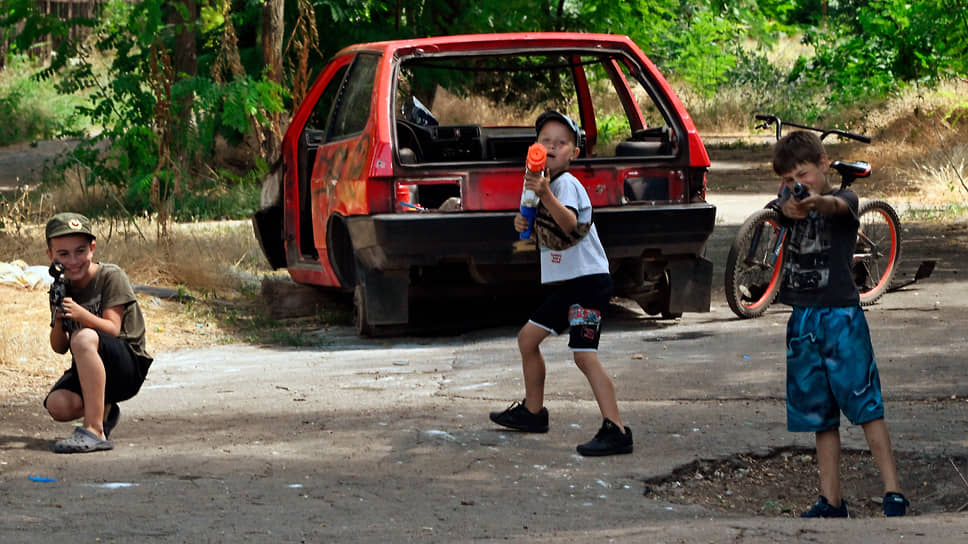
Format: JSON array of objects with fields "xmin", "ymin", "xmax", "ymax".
[{"xmin": 489, "ymin": 111, "xmax": 632, "ymax": 456}]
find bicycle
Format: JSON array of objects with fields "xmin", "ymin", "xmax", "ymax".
[{"xmin": 724, "ymin": 114, "xmax": 912, "ymax": 319}]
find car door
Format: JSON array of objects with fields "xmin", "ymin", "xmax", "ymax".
[{"xmin": 300, "ymin": 53, "xmax": 381, "ymax": 285}]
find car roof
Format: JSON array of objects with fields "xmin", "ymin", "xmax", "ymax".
[{"xmin": 332, "ymin": 32, "xmax": 641, "ymax": 58}]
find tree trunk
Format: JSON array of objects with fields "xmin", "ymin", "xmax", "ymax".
[
  {"xmin": 261, "ymin": 0, "xmax": 286, "ymax": 166},
  {"xmin": 169, "ymin": 0, "xmax": 198, "ymax": 123}
]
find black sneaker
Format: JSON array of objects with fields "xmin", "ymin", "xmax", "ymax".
[
  {"xmin": 883, "ymin": 492, "xmax": 910, "ymax": 517},
  {"xmin": 801, "ymin": 495, "xmax": 850, "ymax": 518},
  {"xmin": 489, "ymin": 400, "xmax": 549, "ymax": 433},
  {"xmin": 103, "ymin": 404, "xmax": 120, "ymax": 439},
  {"xmin": 576, "ymin": 419, "xmax": 633, "ymax": 456}
]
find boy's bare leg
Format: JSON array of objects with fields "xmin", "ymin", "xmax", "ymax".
[
  {"xmin": 573, "ymin": 351, "xmax": 625, "ymax": 431},
  {"xmin": 45, "ymin": 389, "xmax": 84, "ymax": 421},
  {"xmin": 816, "ymin": 428, "xmax": 842, "ymax": 504},
  {"xmin": 518, "ymin": 323, "xmax": 550, "ymax": 413},
  {"xmin": 69, "ymin": 328, "xmax": 108, "ymax": 439},
  {"xmin": 861, "ymin": 418, "xmax": 902, "ymax": 494}
]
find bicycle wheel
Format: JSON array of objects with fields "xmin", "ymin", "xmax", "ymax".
[
  {"xmin": 725, "ymin": 209, "xmax": 786, "ymax": 318},
  {"xmin": 855, "ymin": 199, "xmax": 901, "ymax": 305}
]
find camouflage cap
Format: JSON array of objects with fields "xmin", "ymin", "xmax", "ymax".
[{"xmin": 45, "ymin": 212, "xmax": 95, "ymax": 241}]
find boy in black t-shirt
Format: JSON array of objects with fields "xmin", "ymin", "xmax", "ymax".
[
  {"xmin": 43, "ymin": 212, "xmax": 152, "ymax": 453},
  {"xmin": 774, "ymin": 132, "xmax": 908, "ymax": 517}
]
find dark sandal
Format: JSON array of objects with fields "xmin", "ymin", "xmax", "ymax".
[{"xmin": 52, "ymin": 427, "xmax": 114, "ymax": 454}]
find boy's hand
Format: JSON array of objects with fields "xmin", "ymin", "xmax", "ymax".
[
  {"xmin": 782, "ymin": 192, "xmax": 846, "ymax": 219},
  {"xmin": 523, "ymin": 169, "xmax": 550, "ymax": 199},
  {"xmin": 58, "ymin": 298, "xmax": 92, "ymax": 324},
  {"xmin": 781, "ymin": 193, "xmax": 813, "ymax": 220},
  {"xmin": 513, "ymin": 213, "xmax": 529, "ymax": 233}
]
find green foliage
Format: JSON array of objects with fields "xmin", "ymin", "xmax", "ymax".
[
  {"xmin": 24, "ymin": 0, "xmax": 287, "ymax": 221},
  {"xmin": 4, "ymin": 0, "xmax": 968, "ymax": 220},
  {"xmin": 175, "ymin": 165, "xmax": 264, "ymax": 221},
  {"xmin": 595, "ymin": 113, "xmax": 630, "ymax": 149},
  {"xmin": 660, "ymin": 6, "xmax": 740, "ymax": 99},
  {"xmin": 902, "ymin": 202, "xmax": 968, "ymax": 222},
  {"xmin": 577, "ymin": 0, "xmax": 676, "ymax": 49},
  {"xmin": 797, "ymin": 0, "xmax": 968, "ymax": 106},
  {"xmin": 0, "ymin": 55, "xmax": 88, "ymax": 145}
]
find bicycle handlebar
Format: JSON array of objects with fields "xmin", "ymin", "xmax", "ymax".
[{"xmin": 754, "ymin": 114, "xmax": 871, "ymax": 144}]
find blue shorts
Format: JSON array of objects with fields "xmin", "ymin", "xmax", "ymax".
[
  {"xmin": 786, "ymin": 305, "xmax": 884, "ymax": 432},
  {"xmin": 530, "ymin": 274, "xmax": 612, "ymax": 351}
]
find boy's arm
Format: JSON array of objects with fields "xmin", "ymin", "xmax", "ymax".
[
  {"xmin": 781, "ymin": 193, "xmax": 849, "ymax": 220},
  {"xmin": 49, "ymin": 317, "xmax": 69, "ymax": 354},
  {"xmin": 59, "ymin": 299, "xmax": 124, "ymax": 337},
  {"xmin": 539, "ymin": 191, "xmax": 579, "ymax": 233},
  {"xmin": 525, "ymin": 170, "xmax": 579, "ymax": 232},
  {"xmin": 810, "ymin": 194, "xmax": 849, "ymax": 216}
]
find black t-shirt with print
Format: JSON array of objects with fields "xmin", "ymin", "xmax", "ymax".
[{"xmin": 778, "ymin": 188, "xmax": 860, "ymax": 308}]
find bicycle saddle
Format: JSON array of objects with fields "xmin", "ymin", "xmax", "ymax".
[{"xmin": 831, "ymin": 160, "xmax": 871, "ymax": 179}]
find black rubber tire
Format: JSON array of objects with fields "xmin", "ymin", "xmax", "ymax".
[
  {"xmin": 353, "ymin": 283, "xmax": 374, "ymax": 336},
  {"xmin": 659, "ymin": 273, "xmax": 682, "ymax": 320},
  {"xmin": 855, "ymin": 199, "xmax": 902, "ymax": 306},
  {"xmin": 725, "ymin": 209, "xmax": 786, "ymax": 319},
  {"xmin": 353, "ymin": 283, "xmax": 408, "ymax": 337}
]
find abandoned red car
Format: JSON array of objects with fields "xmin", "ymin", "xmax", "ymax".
[{"xmin": 254, "ymin": 32, "xmax": 715, "ymax": 335}]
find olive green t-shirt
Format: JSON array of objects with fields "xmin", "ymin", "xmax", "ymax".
[{"xmin": 62, "ymin": 263, "xmax": 152, "ymax": 371}]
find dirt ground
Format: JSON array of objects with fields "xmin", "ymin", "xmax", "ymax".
[{"xmin": 2, "ymin": 141, "xmax": 968, "ymax": 542}]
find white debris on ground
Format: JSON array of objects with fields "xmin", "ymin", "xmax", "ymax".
[{"xmin": 0, "ymin": 260, "xmax": 52, "ymax": 289}]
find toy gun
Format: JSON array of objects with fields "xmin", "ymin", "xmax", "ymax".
[
  {"xmin": 519, "ymin": 142, "xmax": 547, "ymax": 240},
  {"xmin": 48, "ymin": 261, "xmax": 66, "ymax": 327},
  {"xmin": 781, "ymin": 182, "xmax": 808, "ymax": 201}
]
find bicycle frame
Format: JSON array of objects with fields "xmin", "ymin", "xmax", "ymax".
[
  {"xmin": 744, "ymin": 219, "xmax": 786, "ymax": 270},
  {"xmin": 725, "ymin": 114, "xmax": 913, "ymax": 319},
  {"xmin": 755, "ymin": 114, "xmax": 872, "ymax": 145}
]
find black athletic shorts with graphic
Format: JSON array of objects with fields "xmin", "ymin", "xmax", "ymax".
[
  {"xmin": 529, "ymin": 273, "xmax": 612, "ymax": 351},
  {"xmin": 44, "ymin": 330, "xmax": 147, "ymax": 407}
]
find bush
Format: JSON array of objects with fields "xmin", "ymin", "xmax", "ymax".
[{"xmin": 0, "ymin": 55, "xmax": 88, "ymax": 145}]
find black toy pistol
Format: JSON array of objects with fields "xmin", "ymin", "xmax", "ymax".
[{"xmin": 49, "ymin": 261, "xmax": 66, "ymax": 327}]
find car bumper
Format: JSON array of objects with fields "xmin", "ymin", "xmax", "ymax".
[{"xmin": 346, "ymin": 203, "xmax": 717, "ymax": 271}]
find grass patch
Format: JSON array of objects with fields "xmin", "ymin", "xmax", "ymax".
[
  {"xmin": 0, "ymin": 55, "xmax": 90, "ymax": 145},
  {"xmin": 900, "ymin": 202, "xmax": 968, "ymax": 222}
]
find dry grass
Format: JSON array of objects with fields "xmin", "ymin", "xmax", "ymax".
[
  {"xmin": 0, "ymin": 284, "xmax": 217, "ymax": 400},
  {"xmin": 0, "ymin": 216, "xmax": 271, "ymax": 290},
  {"xmin": 0, "ymin": 215, "xmax": 279, "ymax": 401},
  {"xmin": 430, "ymin": 86, "xmax": 546, "ymax": 127},
  {"xmin": 904, "ymin": 144, "xmax": 968, "ymax": 206},
  {"xmin": 860, "ymin": 80, "xmax": 968, "ymax": 205},
  {"xmin": 693, "ymin": 79, "xmax": 968, "ymax": 208}
]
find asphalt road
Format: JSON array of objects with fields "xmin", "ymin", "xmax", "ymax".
[
  {"xmin": 2, "ymin": 151, "xmax": 967, "ymax": 542},
  {"xmin": 2, "ymin": 217, "xmax": 966, "ymax": 542}
]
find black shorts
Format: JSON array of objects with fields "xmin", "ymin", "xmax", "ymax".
[
  {"xmin": 45, "ymin": 330, "xmax": 148, "ymax": 407},
  {"xmin": 530, "ymin": 273, "xmax": 612, "ymax": 351}
]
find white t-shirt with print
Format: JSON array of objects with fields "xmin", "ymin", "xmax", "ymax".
[{"xmin": 538, "ymin": 171, "xmax": 609, "ymax": 283}]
